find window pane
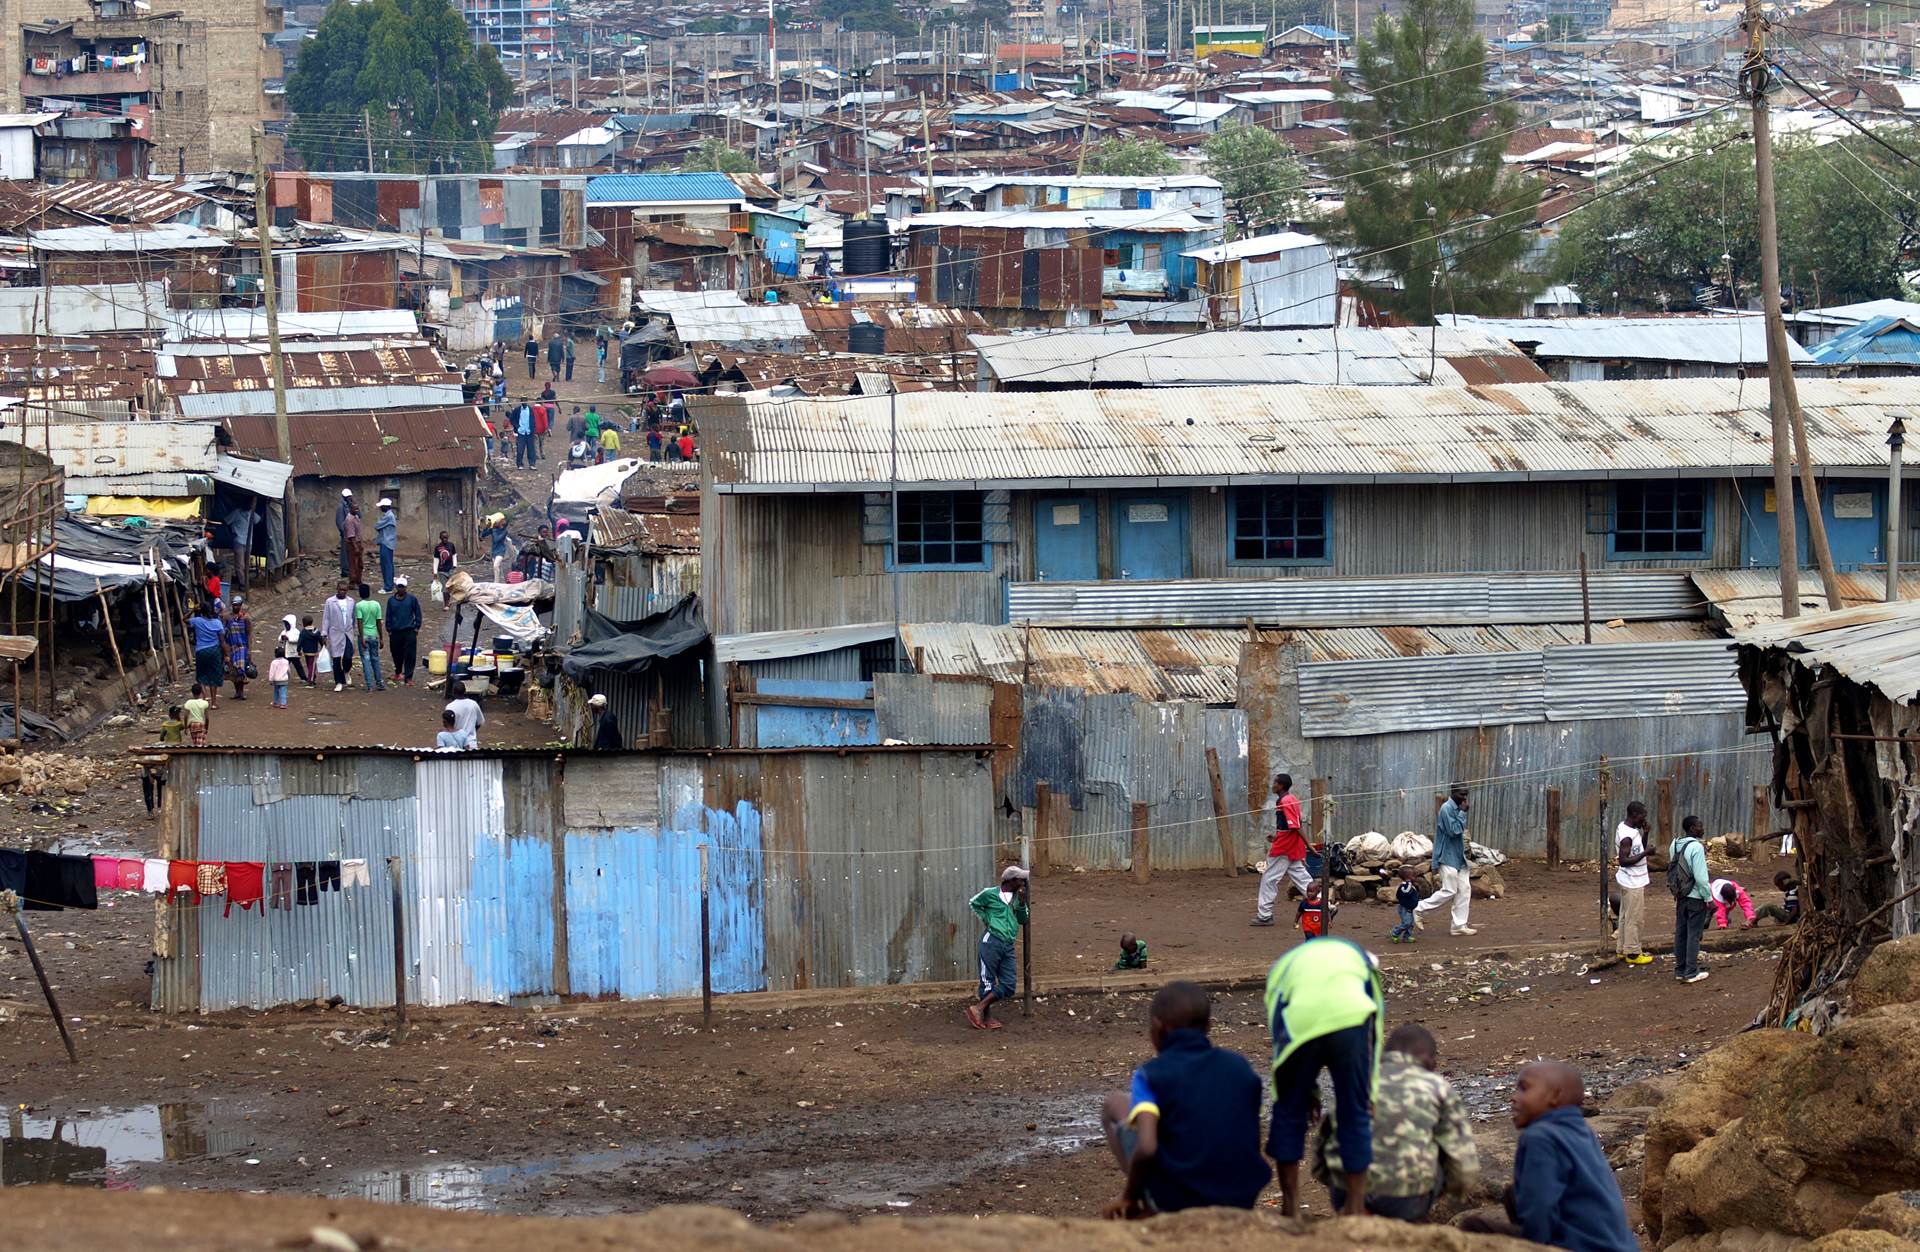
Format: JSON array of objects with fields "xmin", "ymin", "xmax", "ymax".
[
  {"xmin": 954, "ymin": 541, "xmax": 984, "ymax": 564},
  {"xmin": 1297, "ymin": 535, "xmax": 1326, "ymax": 559},
  {"xmin": 896, "ymin": 491, "xmax": 987, "ymax": 566}
]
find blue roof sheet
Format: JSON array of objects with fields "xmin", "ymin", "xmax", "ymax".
[
  {"xmin": 585, "ymin": 172, "xmax": 743, "ymax": 205},
  {"xmin": 1809, "ymin": 314, "xmax": 1920, "ymax": 366}
]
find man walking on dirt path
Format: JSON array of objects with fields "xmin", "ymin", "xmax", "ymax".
[
  {"xmin": 1415, "ymin": 785, "xmax": 1475, "ymax": 936},
  {"xmin": 387, "ymin": 577, "xmax": 422, "ymax": 686},
  {"xmin": 547, "ymin": 331, "xmax": 564, "ymax": 383},
  {"xmin": 375, "ymin": 498, "xmax": 398, "ymax": 593},
  {"xmin": 323, "ymin": 581, "xmax": 356, "ymax": 692},
  {"xmin": 1671, "ymin": 815, "xmax": 1713, "ymax": 984},
  {"xmin": 966, "ymin": 865, "xmax": 1029, "ymax": 1031},
  {"xmin": 1252, "ymin": 772, "xmax": 1311, "ymax": 927},
  {"xmin": 524, "ymin": 332, "xmax": 538, "ymax": 379},
  {"xmin": 343, "ymin": 503, "xmax": 365, "ymax": 588},
  {"xmin": 1264, "ymin": 936, "xmax": 1384, "ymax": 1218},
  {"xmin": 1614, "ymin": 801, "xmax": 1653, "ymax": 965},
  {"xmin": 335, "ymin": 488, "xmax": 353, "ymax": 578}
]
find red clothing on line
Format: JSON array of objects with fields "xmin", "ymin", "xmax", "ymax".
[
  {"xmin": 93, "ymin": 856, "xmax": 119, "ymax": 889},
  {"xmin": 167, "ymin": 859, "xmax": 201, "ymax": 898},
  {"xmin": 1269, "ymin": 793, "xmax": 1308, "ymax": 860},
  {"xmin": 117, "ymin": 858, "xmax": 145, "ymax": 890},
  {"xmin": 223, "ymin": 861, "xmax": 265, "ymax": 916}
]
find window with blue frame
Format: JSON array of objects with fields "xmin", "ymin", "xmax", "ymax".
[
  {"xmin": 1613, "ymin": 480, "xmax": 1710, "ymax": 557},
  {"xmin": 894, "ymin": 491, "xmax": 987, "ymax": 568},
  {"xmin": 1230, "ymin": 486, "xmax": 1330, "ymax": 563}
]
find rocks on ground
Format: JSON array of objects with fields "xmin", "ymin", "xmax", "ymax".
[{"xmin": 0, "ymin": 753, "xmax": 111, "ymax": 797}]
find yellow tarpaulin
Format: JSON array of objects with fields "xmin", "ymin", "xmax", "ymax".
[{"xmin": 84, "ymin": 496, "xmax": 203, "ymax": 520}]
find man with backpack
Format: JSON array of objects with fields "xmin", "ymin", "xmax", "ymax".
[{"xmin": 1669, "ymin": 814, "xmax": 1713, "ymax": 984}]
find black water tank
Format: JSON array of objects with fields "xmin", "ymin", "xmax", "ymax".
[
  {"xmin": 848, "ymin": 322, "xmax": 887, "ymax": 354},
  {"xmin": 843, "ymin": 218, "xmax": 890, "ymax": 275}
]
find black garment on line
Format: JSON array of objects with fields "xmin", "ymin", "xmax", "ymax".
[
  {"xmin": 23, "ymin": 850, "xmax": 97, "ymax": 911},
  {"xmin": 0, "ymin": 847, "xmax": 24, "ymax": 897},
  {"xmin": 295, "ymin": 861, "xmax": 318, "ymax": 906},
  {"xmin": 318, "ymin": 861, "xmax": 341, "ymax": 892}
]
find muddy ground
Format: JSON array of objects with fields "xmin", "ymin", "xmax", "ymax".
[{"xmin": 4, "ymin": 850, "xmax": 1786, "ymax": 1228}]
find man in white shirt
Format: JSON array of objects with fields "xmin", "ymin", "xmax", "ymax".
[
  {"xmin": 445, "ymin": 682, "xmax": 486, "ymax": 744},
  {"xmin": 1614, "ymin": 800, "xmax": 1653, "ymax": 966}
]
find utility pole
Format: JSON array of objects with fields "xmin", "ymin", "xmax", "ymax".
[
  {"xmin": 1890, "ymin": 415, "xmax": 1907, "ymax": 602},
  {"xmin": 252, "ymin": 131, "xmax": 296, "ymax": 557},
  {"xmin": 1743, "ymin": 0, "xmax": 1803, "ymax": 618},
  {"xmin": 362, "ymin": 108, "xmax": 375, "ymax": 172}
]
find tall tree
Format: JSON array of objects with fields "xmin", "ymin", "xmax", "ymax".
[
  {"xmin": 286, "ymin": 0, "xmax": 513, "ymax": 173},
  {"xmin": 1331, "ymin": 0, "xmax": 1541, "ymax": 321},
  {"xmin": 1084, "ymin": 137, "xmax": 1178, "ymax": 176},
  {"xmin": 680, "ymin": 138, "xmax": 759, "ymax": 174},
  {"xmin": 1202, "ymin": 124, "xmax": 1306, "ymax": 237}
]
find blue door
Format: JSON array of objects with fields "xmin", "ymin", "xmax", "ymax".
[
  {"xmin": 1740, "ymin": 479, "xmax": 1884, "ymax": 569},
  {"xmin": 1035, "ymin": 495, "xmax": 1097, "ymax": 581},
  {"xmin": 1112, "ymin": 494, "xmax": 1188, "ymax": 580}
]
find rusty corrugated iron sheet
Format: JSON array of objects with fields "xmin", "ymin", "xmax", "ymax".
[{"xmin": 224, "ymin": 407, "xmax": 487, "ymax": 477}]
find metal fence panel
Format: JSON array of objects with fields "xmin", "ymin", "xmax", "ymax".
[
  {"xmin": 414, "ymin": 758, "xmax": 513, "ymax": 1005},
  {"xmin": 1299, "ymin": 652, "xmax": 1547, "ymax": 737},
  {"xmin": 1544, "ymin": 639, "xmax": 1744, "ymax": 721},
  {"xmin": 874, "ymin": 672, "xmax": 993, "ymax": 744}
]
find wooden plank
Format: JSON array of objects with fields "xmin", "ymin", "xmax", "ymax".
[
  {"xmin": 1131, "ymin": 802, "xmax": 1151, "ymax": 884},
  {"xmin": 1206, "ymin": 746, "xmax": 1239, "ymax": 877},
  {"xmin": 1545, "ymin": 786, "xmax": 1562, "ymax": 870},
  {"xmin": 731, "ymin": 692, "xmax": 876, "ymax": 711}
]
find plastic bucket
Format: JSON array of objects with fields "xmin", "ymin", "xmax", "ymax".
[{"xmin": 428, "ymin": 649, "xmax": 448, "ymax": 675}]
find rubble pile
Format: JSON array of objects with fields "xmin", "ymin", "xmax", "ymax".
[
  {"xmin": 1335, "ymin": 832, "xmax": 1509, "ymax": 903},
  {"xmin": 0, "ymin": 753, "xmax": 112, "ymax": 797},
  {"xmin": 1645, "ymin": 935, "xmax": 1920, "ymax": 1249}
]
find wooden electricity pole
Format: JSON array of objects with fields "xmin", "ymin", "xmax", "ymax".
[
  {"xmin": 1745, "ymin": 0, "xmax": 1839, "ymax": 617},
  {"xmin": 252, "ymin": 131, "xmax": 298, "ymax": 558}
]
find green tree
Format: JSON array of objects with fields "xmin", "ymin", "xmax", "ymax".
[
  {"xmin": 679, "ymin": 138, "xmax": 759, "ymax": 175},
  {"xmin": 1330, "ymin": 0, "xmax": 1541, "ymax": 320},
  {"xmin": 1547, "ymin": 127, "xmax": 1920, "ymax": 310},
  {"xmin": 287, "ymin": 0, "xmax": 512, "ymax": 173},
  {"xmin": 1202, "ymin": 124, "xmax": 1306, "ymax": 237},
  {"xmin": 1084, "ymin": 137, "xmax": 1178, "ymax": 176},
  {"xmin": 820, "ymin": 0, "xmax": 917, "ymax": 35}
]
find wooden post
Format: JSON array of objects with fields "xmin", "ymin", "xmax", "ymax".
[
  {"xmin": 1020, "ymin": 834, "xmax": 1033, "ymax": 1018},
  {"xmin": 94, "ymin": 581, "xmax": 137, "ymax": 713},
  {"xmin": 1597, "ymin": 755, "xmax": 1612, "ymax": 934},
  {"xmin": 1752, "ymin": 784, "xmax": 1770, "ymax": 851},
  {"xmin": 1578, "ymin": 551, "xmax": 1593, "ymax": 644},
  {"xmin": 1032, "ymin": 782, "xmax": 1053, "ymax": 878},
  {"xmin": 1204, "ymin": 746, "xmax": 1238, "ymax": 877},
  {"xmin": 1657, "ymin": 775, "xmax": 1675, "ymax": 848},
  {"xmin": 8, "ymin": 900, "xmax": 78, "ymax": 1062},
  {"xmin": 1311, "ymin": 777, "xmax": 1330, "ymax": 861},
  {"xmin": 1545, "ymin": 786, "xmax": 1562, "ymax": 870},
  {"xmin": 387, "ymin": 857, "xmax": 408, "ymax": 1041},
  {"xmin": 1131, "ymin": 802, "xmax": 1151, "ymax": 884},
  {"xmin": 699, "ymin": 842, "xmax": 712, "ymax": 1030}
]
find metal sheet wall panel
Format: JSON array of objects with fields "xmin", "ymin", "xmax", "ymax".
[
  {"xmin": 1016, "ymin": 686, "xmax": 1086, "ymax": 808},
  {"xmin": 749, "ymin": 679, "xmax": 878, "ymax": 748},
  {"xmin": 413, "ymin": 759, "xmax": 511, "ymax": 1006},
  {"xmin": 1300, "ymin": 652, "xmax": 1546, "ymax": 737},
  {"xmin": 1544, "ymin": 640, "xmax": 1744, "ymax": 721},
  {"xmin": 1008, "ymin": 571, "xmax": 1702, "ymax": 628},
  {"xmin": 874, "ymin": 672, "xmax": 993, "ymax": 744},
  {"xmin": 1310, "ymin": 713, "xmax": 1769, "ymax": 859}
]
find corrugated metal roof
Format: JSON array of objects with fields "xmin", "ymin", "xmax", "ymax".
[
  {"xmin": 0, "ymin": 283, "xmax": 167, "ymax": 335},
  {"xmin": 1543, "ymin": 639, "xmax": 1743, "ymax": 719},
  {"xmin": 212, "ymin": 453, "xmax": 292, "ymax": 497},
  {"xmin": 1693, "ymin": 569, "xmax": 1920, "ymax": 630},
  {"xmin": 3, "ymin": 420, "xmax": 217, "ymax": 482},
  {"xmin": 585, "ymin": 172, "xmax": 744, "ymax": 205},
  {"xmin": 223, "ymin": 407, "xmax": 487, "ymax": 478},
  {"xmin": 175, "ymin": 383, "xmax": 463, "ymax": 419},
  {"xmin": 1302, "ymin": 651, "xmax": 1546, "ymax": 736},
  {"xmin": 904, "ymin": 209, "xmax": 1209, "ymax": 232},
  {"xmin": 30, "ymin": 224, "xmax": 227, "ymax": 252},
  {"xmin": 1009, "ymin": 571, "xmax": 1703, "ymax": 627},
  {"xmin": 1734, "ymin": 598, "xmax": 1920, "ymax": 704},
  {"xmin": 634, "ymin": 290, "xmax": 812, "ymax": 346},
  {"xmin": 972, "ymin": 328, "xmax": 1545, "ymax": 387},
  {"xmin": 1442, "ymin": 314, "xmax": 1810, "ymax": 365},
  {"xmin": 705, "ymin": 378, "xmax": 1920, "ymax": 490},
  {"xmin": 714, "ymin": 622, "xmax": 897, "ymax": 663},
  {"xmin": 1181, "ymin": 231, "xmax": 1326, "ymax": 262},
  {"xmin": 39, "ymin": 179, "xmax": 211, "ymax": 224},
  {"xmin": 164, "ymin": 309, "xmax": 422, "ymax": 340},
  {"xmin": 903, "ymin": 621, "xmax": 1262, "ymax": 703}
]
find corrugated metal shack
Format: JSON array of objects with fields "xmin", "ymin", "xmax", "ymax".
[{"xmin": 151, "ymin": 746, "xmax": 996, "ymax": 1013}]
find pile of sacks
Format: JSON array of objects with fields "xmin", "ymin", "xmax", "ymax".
[
  {"xmin": 1337, "ymin": 832, "xmax": 1509, "ymax": 902},
  {"xmin": 0, "ymin": 752, "xmax": 111, "ymax": 797}
]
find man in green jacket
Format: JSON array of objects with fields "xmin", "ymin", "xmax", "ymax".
[
  {"xmin": 1265, "ymin": 936, "xmax": 1386, "ymax": 1217},
  {"xmin": 967, "ymin": 866, "xmax": 1030, "ymax": 1031}
]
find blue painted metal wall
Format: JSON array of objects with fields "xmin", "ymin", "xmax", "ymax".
[
  {"xmin": 563, "ymin": 801, "xmax": 766, "ymax": 999},
  {"xmin": 752, "ymin": 678, "xmax": 879, "ymax": 747}
]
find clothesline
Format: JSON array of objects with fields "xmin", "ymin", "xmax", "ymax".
[{"xmin": 0, "ymin": 849, "xmax": 377, "ymax": 919}]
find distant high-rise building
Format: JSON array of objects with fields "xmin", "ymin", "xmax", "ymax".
[{"xmin": 461, "ymin": 0, "xmax": 553, "ymax": 65}]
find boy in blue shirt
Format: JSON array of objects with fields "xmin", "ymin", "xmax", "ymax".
[
  {"xmin": 1100, "ymin": 980, "xmax": 1269, "ymax": 1218},
  {"xmin": 1463, "ymin": 1061, "xmax": 1637, "ymax": 1252}
]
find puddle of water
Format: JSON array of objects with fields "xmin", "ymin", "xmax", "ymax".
[{"xmin": 1, "ymin": 1102, "xmax": 255, "ymax": 1187}]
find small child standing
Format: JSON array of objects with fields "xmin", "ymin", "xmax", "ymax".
[
  {"xmin": 1297, "ymin": 880, "xmax": 1336, "ymax": 940},
  {"xmin": 297, "ymin": 615, "xmax": 322, "ymax": 686},
  {"xmin": 1115, "ymin": 933, "xmax": 1149, "ymax": 971},
  {"xmin": 159, "ymin": 704, "xmax": 185, "ymax": 745},
  {"xmin": 182, "ymin": 684, "xmax": 211, "ymax": 746},
  {"xmin": 1392, "ymin": 866, "xmax": 1422, "ymax": 943},
  {"xmin": 269, "ymin": 646, "xmax": 292, "ymax": 709}
]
